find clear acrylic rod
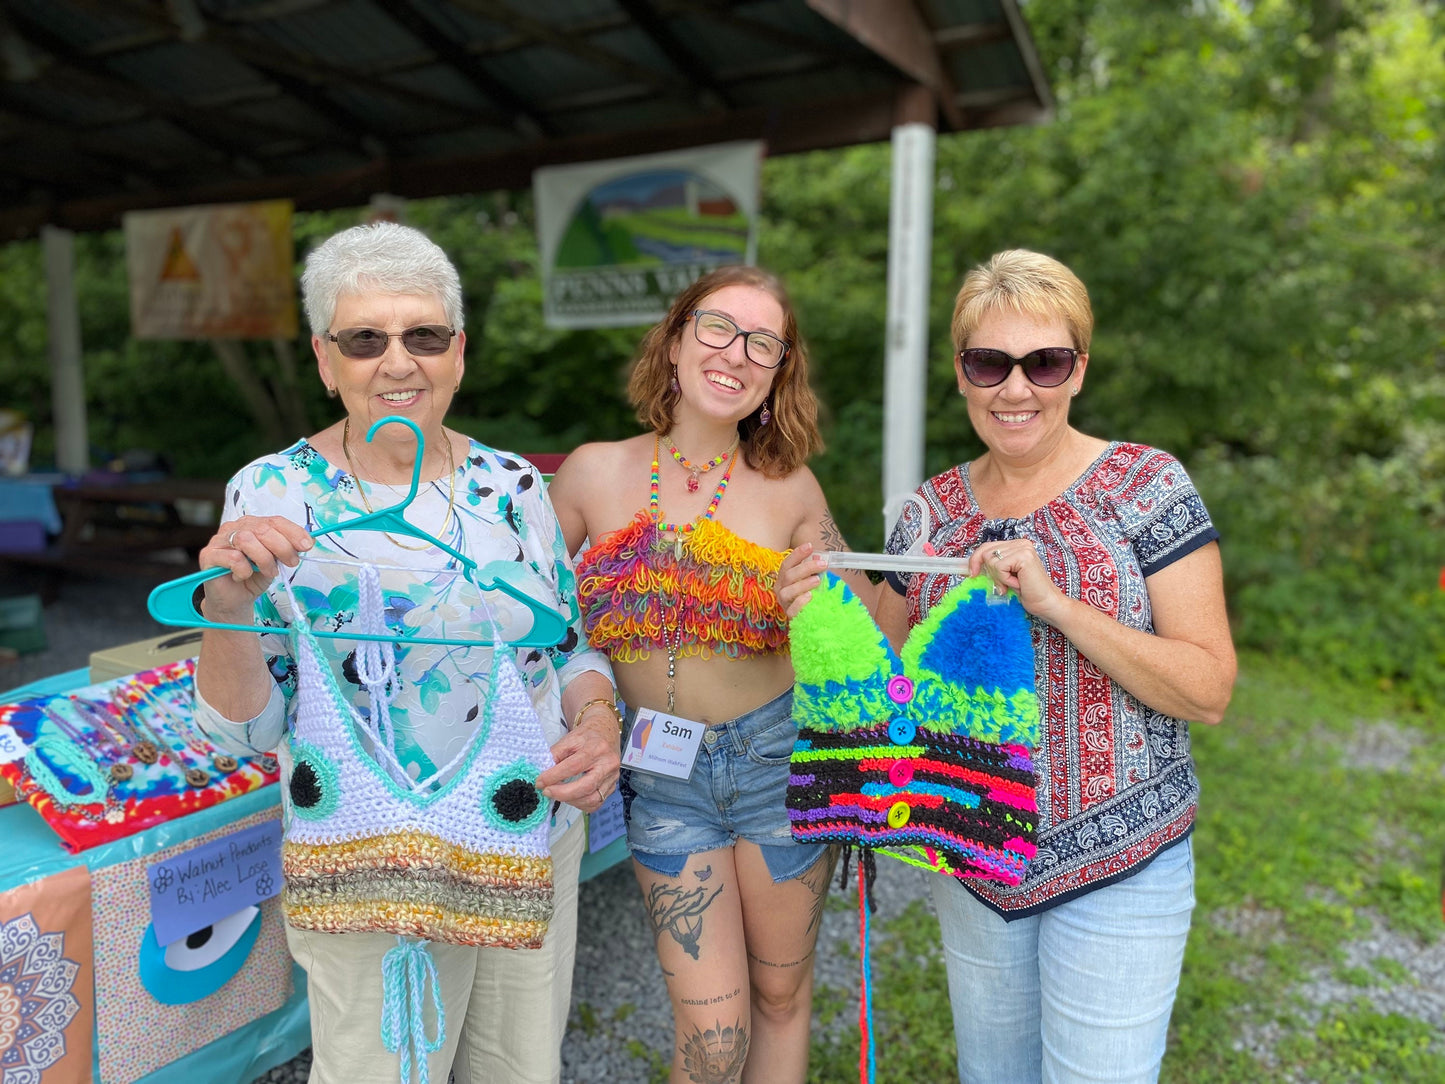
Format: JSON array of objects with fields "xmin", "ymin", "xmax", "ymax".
[{"xmin": 821, "ymin": 550, "xmax": 971, "ymax": 575}]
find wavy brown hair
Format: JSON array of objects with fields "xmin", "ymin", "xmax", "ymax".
[{"xmin": 628, "ymin": 266, "xmax": 822, "ymax": 478}]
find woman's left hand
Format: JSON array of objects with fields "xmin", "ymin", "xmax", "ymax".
[
  {"xmin": 969, "ymin": 541, "xmax": 1067, "ymax": 624},
  {"xmin": 538, "ymin": 709, "xmax": 622, "ymax": 814}
]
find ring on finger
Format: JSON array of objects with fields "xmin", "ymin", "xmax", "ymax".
[
  {"xmin": 991, "ymin": 548, "xmax": 1004, "ymax": 560},
  {"xmin": 227, "ymin": 530, "xmax": 239, "ymax": 547}
]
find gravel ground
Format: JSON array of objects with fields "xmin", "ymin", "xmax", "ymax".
[{"xmin": 2, "ymin": 571, "xmax": 939, "ymax": 1084}]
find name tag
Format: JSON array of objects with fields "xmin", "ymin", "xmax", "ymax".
[{"xmin": 620, "ymin": 708, "xmax": 706, "ymax": 780}]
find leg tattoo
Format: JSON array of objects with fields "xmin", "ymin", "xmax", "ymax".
[
  {"xmin": 647, "ymin": 881, "xmax": 725, "ymax": 961},
  {"xmin": 798, "ymin": 846, "xmax": 839, "ymax": 937},
  {"xmin": 679, "ymin": 1018, "xmax": 749, "ymax": 1084}
]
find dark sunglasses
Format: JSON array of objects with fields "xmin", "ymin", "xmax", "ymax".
[
  {"xmin": 327, "ymin": 324, "xmax": 456, "ymax": 360},
  {"xmin": 958, "ymin": 346, "xmax": 1079, "ymax": 388}
]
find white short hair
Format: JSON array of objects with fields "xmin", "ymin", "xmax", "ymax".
[{"xmin": 300, "ymin": 222, "xmax": 464, "ymax": 333}]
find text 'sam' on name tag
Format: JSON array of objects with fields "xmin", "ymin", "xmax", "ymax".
[
  {"xmin": 620, "ymin": 707, "xmax": 707, "ymax": 780},
  {"xmin": 147, "ymin": 818, "xmax": 282, "ymax": 946}
]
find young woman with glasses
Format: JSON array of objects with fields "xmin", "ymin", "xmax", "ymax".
[
  {"xmin": 777, "ymin": 249, "xmax": 1237, "ymax": 1084},
  {"xmin": 548, "ymin": 266, "xmax": 871, "ymax": 1084}
]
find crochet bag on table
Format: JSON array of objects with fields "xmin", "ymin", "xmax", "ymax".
[
  {"xmin": 787, "ymin": 572, "xmax": 1040, "ymax": 885},
  {"xmin": 278, "ymin": 580, "xmax": 556, "ymax": 950}
]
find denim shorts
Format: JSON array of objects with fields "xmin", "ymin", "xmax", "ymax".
[{"xmin": 620, "ymin": 689, "xmax": 825, "ymax": 883}]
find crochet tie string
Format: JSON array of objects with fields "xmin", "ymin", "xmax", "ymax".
[{"xmin": 381, "ymin": 936, "xmax": 446, "ymax": 1084}]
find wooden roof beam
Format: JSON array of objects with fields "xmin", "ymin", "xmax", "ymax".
[
  {"xmin": 613, "ymin": 0, "xmax": 730, "ymax": 110},
  {"xmin": 385, "ymin": 0, "xmax": 551, "ymax": 138},
  {"xmin": 805, "ymin": 0, "xmax": 963, "ymax": 129},
  {"xmin": 449, "ymin": 0, "xmax": 698, "ymax": 104}
]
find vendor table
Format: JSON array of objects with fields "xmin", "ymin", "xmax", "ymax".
[
  {"xmin": 0, "ymin": 788, "xmax": 310, "ymax": 1084},
  {"xmin": 0, "ymin": 665, "xmax": 627, "ymax": 1084}
]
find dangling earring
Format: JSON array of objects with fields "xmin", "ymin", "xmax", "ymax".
[
  {"xmin": 670, "ymin": 370, "xmax": 680, "ymax": 395},
  {"xmin": 759, "ymin": 398, "xmax": 772, "ymax": 427},
  {"xmin": 325, "ymin": 384, "xmax": 337, "ymax": 399}
]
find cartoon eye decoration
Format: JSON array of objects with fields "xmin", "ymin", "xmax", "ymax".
[
  {"xmin": 287, "ymin": 738, "xmax": 339, "ymax": 820},
  {"xmin": 138, "ymin": 904, "xmax": 262, "ymax": 1005},
  {"xmin": 480, "ymin": 759, "xmax": 548, "ymax": 834}
]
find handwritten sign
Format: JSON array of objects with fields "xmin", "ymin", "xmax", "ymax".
[
  {"xmin": 587, "ymin": 788, "xmax": 626, "ymax": 853},
  {"xmin": 0, "ymin": 724, "xmax": 30, "ymax": 764},
  {"xmin": 147, "ymin": 819, "xmax": 282, "ymax": 946}
]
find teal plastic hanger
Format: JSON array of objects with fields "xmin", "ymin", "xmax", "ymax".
[{"xmin": 146, "ymin": 416, "xmax": 568, "ymax": 647}]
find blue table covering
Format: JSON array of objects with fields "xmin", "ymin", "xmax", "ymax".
[{"xmin": 0, "ymin": 477, "xmax": 63, "ymax": 532}]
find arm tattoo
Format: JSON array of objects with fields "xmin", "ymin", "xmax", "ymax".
[
  {"xmin": 646, "ymin": 881, "xmax": 725, "ymax": 961},
  {"xmin": 817, "ymin": 509, "xmax": 848, "ymax": 552},
  {"xmin": 679, "ymin": 1018, "xmax": 749, "ymax": 1084}
]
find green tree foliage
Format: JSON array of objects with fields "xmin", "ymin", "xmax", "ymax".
[{"xmin": 0, "ymin": 0, "xmax": 1439, "ymax": 700}]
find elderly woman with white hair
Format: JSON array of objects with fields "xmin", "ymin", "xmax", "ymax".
[{"xmin": 191, "ymin": 221, "xmax": 620, "ymax": 1084}]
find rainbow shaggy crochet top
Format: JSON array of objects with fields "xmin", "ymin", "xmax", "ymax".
[
  {"xmin": 575, "ymin": 512, "xmax": 789, "ymax": 663},
  {"xmin": 787, "ymin": 572, "xmax": 1040, "ymax": 885},
  {"xmin": 279, "ymin": 608, "xmax": 555, "ymax": 949}
]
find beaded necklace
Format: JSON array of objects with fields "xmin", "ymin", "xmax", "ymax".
[
  {"xmin": 650, "ymin": 434, "xmax": 736, "ymax": 541},
  {"xmin": 648, "ymin": 433, "xmax": 738, "ymax": 712},
  {"xmin": 342, "ymin": 417, "xmax": 457, "ymax": 551},
  {"xmin": 668, "ymin": 432, "xmax": 738, "ymax": 492}
]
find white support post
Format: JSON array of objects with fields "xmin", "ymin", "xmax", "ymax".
[
  {"xmin": 881, "ymin": 120, "xmax": 936, "ymax": 537},
  {"xmin": 42, "ymin": 225, "xmax": 89, "ymax": 474}
]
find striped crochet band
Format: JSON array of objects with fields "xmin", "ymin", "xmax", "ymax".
[
  {"xmin": 283, "ymin": 834, "xmax": 553, "ymax": 948},
  {"xmin": 283, "ymin": 898, "xmax": 549, "ymax": 950}
]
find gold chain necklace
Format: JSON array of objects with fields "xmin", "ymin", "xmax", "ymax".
[{"xmin": 341, "ymin": 417, "xmax": 457, "ymax": 551}]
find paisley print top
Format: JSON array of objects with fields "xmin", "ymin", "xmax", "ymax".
[{"xmin": 885, "ymin": 442, "xmax": 1219, "ymax": 917}]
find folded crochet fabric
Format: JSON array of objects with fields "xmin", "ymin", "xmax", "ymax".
[{"xmin": 787, "ymin": 572, "xmax": 1039, "ymax": 885}]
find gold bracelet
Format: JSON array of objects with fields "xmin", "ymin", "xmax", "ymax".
[{"xmin": 571, "ymin": 696, "xmax": 623, "ymax": 732}]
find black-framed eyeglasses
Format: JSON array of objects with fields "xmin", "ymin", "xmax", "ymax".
[
  {"xmin": 689, "ymin": 310, "xmax": 790, "ymax": 369},
  {"xmin": 958, "ymin": 347, "xmax": 1079, "ymax": 388},
  {"xmin": 327, "ymin": 324, "xmax": 456, "ymax": 360}
]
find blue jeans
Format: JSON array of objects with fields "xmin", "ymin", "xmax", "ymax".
[{"xmin": 930, "ymin": 837, "xmax": 1196, "ymax": 1084}]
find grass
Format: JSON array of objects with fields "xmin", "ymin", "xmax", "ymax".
[{"xmin": 806, "ymin": 651, "xmax": 1445, "ymax": 1083}]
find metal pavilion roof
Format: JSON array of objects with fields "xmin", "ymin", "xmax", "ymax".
[{"xmin": 0, "ymin": 0, "xmax": 1050, "ymax": 240}]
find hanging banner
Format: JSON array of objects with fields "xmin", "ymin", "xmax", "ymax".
[
  {"xmin": 534, "ymin": 141, "xmax": 762, "ymax": 329},
  {"xmin": 124, "ymin": 199, "xmax": 297, "ymax": 340}
]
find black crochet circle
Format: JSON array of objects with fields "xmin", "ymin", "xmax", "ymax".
[
  {"xmin": 492, "ymin": 779, "xmax": 540, "ymax": 822},
  {"xmin": 289, "ymin": 760, "xmax": 323, "ymax": 809}
]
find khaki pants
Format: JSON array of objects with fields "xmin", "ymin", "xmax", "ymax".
[{"xmin": 286, "ymin": 817, "xmax": 584, "ymax": 1084}]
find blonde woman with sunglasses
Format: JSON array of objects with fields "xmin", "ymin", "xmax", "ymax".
[{"xmin": 778, "ymin": 249, "xmax": 1236, "ymax": 1084}]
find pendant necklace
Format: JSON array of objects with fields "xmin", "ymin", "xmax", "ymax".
[
  {"xmin": 134, "ymin": 683, "xmax": 239, "ymax": 775},
  {"xmin": 650, "ymin": 434, "xmax": 737, "ymax": 561},
  {"xmin": 668, "ymin": 432, "xmax": 739, "ymax": 493}
]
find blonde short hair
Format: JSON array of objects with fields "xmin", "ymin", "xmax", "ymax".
[{"xmin": 951, "ymin": 249, "xmax": 1093, "ymax": 354}]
